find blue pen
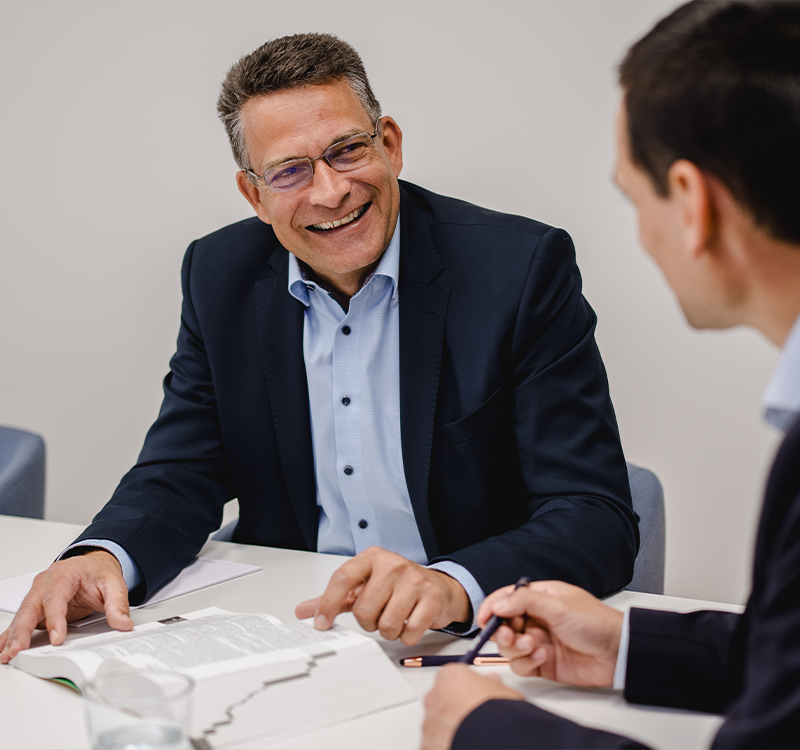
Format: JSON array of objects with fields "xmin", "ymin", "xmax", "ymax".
[{"xmin": 459, "ymin": 576, "xmax": 531, "ymax": 665}]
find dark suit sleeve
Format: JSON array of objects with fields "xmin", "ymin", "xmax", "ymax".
[
  {"xmin": 625, "ymin": 608, "xmax": 741, "ymax": 713},
  {"xmin": 431, "ymin": 227, "xmax": 637, "ymax": 598},
  {"xmin": 71, "ymin": 241, "xmax": 234, "ymax": 601},
  {"xmin": 452, "ymin": 700, "xmax": 648, "ymax": 749}
]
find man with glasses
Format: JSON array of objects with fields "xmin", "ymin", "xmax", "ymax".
[{"xmin": 0, "ymin": 33, "xmax": 636, "ymax": 661}]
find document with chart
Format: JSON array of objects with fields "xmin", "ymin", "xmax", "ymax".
[{"xmin": 10, "ymin": 607, "xmax": 417, "ymax": 747}]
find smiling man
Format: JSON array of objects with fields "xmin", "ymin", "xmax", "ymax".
[{"xmin": 0, "ymin": 33, "xmax": 636, "ymax": 661}]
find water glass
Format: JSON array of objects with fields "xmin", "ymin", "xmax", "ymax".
[{"xmin": 83, "ymin": 668, "xmax": 195, "ymax": 750}]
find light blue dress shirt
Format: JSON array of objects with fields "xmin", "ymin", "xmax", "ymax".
[
  {"xmin": 69, "ymin": 217, "xmax": 484, "ymax": 631},
  {"xmin": 613, "ymin": 311, "xmax": 800, "ymax": 690}
]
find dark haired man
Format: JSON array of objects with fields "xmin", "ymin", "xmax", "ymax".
[
  {"xmin": 0, "ymin": 34, "xmax": 635, "ymax": 662},
  {"xmin": 422, "ymin": 2, "xmax": 800, "ymax": 747}
]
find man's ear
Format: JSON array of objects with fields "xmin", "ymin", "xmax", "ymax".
[
  {"xmin": 667, "ymin": 159, "xmax": 714, "ymax": 259},
  {"xmin": 236, "ymin": 171, "xmax": 272, "ymax": 225},
  {"xmin": 378, "ymin": 116, "xmax": 403, "ymax": 178}
]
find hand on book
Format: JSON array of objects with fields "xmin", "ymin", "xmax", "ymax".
[
  {"xmin": 0, "ymin": 550, "xmax": 133, "ymax": 664},
  {"xmin": 295, "ymin": 546, "xmax": 470, "ymax": 645}
]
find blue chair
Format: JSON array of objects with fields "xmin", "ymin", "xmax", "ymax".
[
  {"xmin": 0, "ymin": 426, "xmax": 46, "ymax": 519},
  {"xmin": 624, "ymin": 463, "xmax": 666, "ymax": 594}
]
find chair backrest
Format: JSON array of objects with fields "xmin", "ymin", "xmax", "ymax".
[
  {"xmin": 0, "ymin": 426, "xmax": 46, "ymax": 519},
  {"xmin": 623, "ymin": 462, "xmax": 665, "ymax": 594}
]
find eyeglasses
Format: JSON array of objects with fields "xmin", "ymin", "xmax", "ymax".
[{"xmin": 245, "ymin": 119, "xmax": 381, "ymax": 193}]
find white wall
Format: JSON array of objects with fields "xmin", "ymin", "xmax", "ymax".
[{"xmin": 0, "ymin": 0, "xmax": 781, "ymax": 605}]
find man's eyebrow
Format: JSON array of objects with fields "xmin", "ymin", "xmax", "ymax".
[{"xmin": 260, "ymin": 126, "xmax": 373, "ymax": 173}]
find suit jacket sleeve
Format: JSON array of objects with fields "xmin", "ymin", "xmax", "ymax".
[
  {"xmin": 72, "ymin": 239, "xmax": 235, "ymax": 602},
  {"xmin": 624, "ymin": 607, "xmax": 741, "ymax": 713},
  {"xmin": 452, "ymin": 700, "xmax": 648, "ymax": 749}
]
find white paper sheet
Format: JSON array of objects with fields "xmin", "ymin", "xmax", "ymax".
[{"xmin": 0, "ymin": 557, "xmax": 261, "ymax": 627}]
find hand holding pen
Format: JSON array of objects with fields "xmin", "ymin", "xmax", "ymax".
[{"xmin": 401, "ymin": 576, "xmax": 530, "ymax": 667}]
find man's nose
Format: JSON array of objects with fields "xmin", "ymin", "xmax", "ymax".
[{"xmin": 307, "ymin": 160, "xmax": 350, "ymax": 208}]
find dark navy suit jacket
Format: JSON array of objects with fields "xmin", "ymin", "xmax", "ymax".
[
  {"xmin": 453, "ymin": 417, "xmax": 800, "ymax": 749},
  {"xmin": 73, "ymin": 181, "xmax": 636, "ymax": 604}
]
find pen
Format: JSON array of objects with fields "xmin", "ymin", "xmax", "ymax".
[
  {"xmin": 400, "ymin": 655, "xmax": 510, "ymax": 667},
  {"xmin": 459, "ymin": 575, "xmax": 531, "ymax": 665}
]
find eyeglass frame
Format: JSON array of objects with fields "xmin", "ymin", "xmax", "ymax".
[{"xmin": 244, "ymin": 117, "xmax": 383, "ymax": 193}]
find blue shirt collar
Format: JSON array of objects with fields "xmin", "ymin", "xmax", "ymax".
[
  {"xmin": 288, "ymin": 214, "xmax": 401, "ymax": 306},
  {"xmin": 763, "ymin": 311, "xmax": 800, "ymax": 432}
]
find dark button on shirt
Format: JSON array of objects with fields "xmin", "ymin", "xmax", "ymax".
[
  {"xmin": 341, "ymin": 396, "xmax": 351, "ymax": 406},
  {"xmin": 358, "ymin": 519, "xmax": 368, "ymax": 529},
  {"xmin": 343, "ymin": 465, "xmax": 354, "ymax": 476},
  {"xmin": 342, "ymin": 325, "xmax": 351, "ymax": 335}
]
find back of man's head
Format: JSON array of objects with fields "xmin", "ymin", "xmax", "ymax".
[
  {"xmin": 620, "ymin": 0, "xmax": 800, "ymax": 245},
  {"xmin": 217, "ymin": 33, "xmax": 382, "ymax": 172}
]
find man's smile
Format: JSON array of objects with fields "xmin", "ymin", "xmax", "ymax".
[{"xmin": 307, "ymin": 202, "xmax": 370, "ymax": 232}]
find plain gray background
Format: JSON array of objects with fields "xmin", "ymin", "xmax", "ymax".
[{"xmin": 0, "ymin": 0, "xmax": 782, "ymax": 605}]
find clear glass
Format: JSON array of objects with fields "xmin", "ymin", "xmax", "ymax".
[
  {"xmin": 83, "ymin": 668, "xmax": 195, "ymax": 750},
  {"xmin": 246, "ymin": 119, "xmax": 380, "ymax": 193}
]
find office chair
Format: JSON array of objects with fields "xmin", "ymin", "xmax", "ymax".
[
  {"xmin": 214, "ymin": 463, "xmax": 667, "ymax": 595},
  {"xmin": 624, "ymin": 462, "xmax": 666, "ymax": 594},
  {"xmin": 0, "ymin": 426, "xmax": 46, "ymax": 519}
]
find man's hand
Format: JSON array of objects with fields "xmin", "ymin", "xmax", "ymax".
[
  {"xmin": 0, "ymin": 550, "xmax": 133, "ymax": 664},
  {"xmin": 422, "ymin": 663, "xmax": 525, "ymax": 750},
  {"xmin": 478, "ymin": 580, "xmax": 623, "ymax": 687},
  {"xmin": 295, "ymin": 547, "xmax": 470, "ymax": 645}
]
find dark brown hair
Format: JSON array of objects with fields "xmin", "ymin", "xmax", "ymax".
[
  {"xmin": 217, "ymin": 33, "xmax": 381, "ymax": 171},
  {"xmin": 620, "ymin": 1, "xmax": 800, "ymax": 243}
]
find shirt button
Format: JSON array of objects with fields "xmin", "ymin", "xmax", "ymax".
[
  {"xmin": 342, "ymin": 325, "xmax": 351, "ymax": 335},
  {"xmin": 341, "ymin": 396, "xmax": 350, "ymax": 406},
  {"xmin": 358, "ymin": 519, "xmax": 368, "ymax": 529},
  {"xmin": 343, "ymin": 465, "xmax": 354, "ymax": 476}
]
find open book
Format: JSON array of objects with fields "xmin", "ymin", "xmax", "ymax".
[{"xmin": 11, "ymin": 607, "xmax": 417, "ymax": 748}]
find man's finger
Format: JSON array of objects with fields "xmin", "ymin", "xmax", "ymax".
[
  {"xmin": 0, "ymin": 587, "xmax": 49, "ymax": 662},
  {"xmin": 40, "ymin": 584, "xmax": 78, "ymax": 646},
  {"xmin": 294, "ymin": 596, "xmax": 321, "ymax": 621},
  {"xmin": 476, "ymin": 584, "xmax": 516, "ymax": 625},
  {"xmin": 373, "ymin": 585, "xmax": 418, "ymax": 641},
  {"xmin": 313, "ymin": 556, "xmax": 375, "ymax": 629},
  {"xmin": 399, "ymin": 595, "xmax": 439, "ymax": 646},
  {"xmin": 102, "ymin": 577, "xmax": 134, "ymax": 633}
]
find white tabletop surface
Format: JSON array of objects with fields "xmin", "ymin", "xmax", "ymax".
[{"xmin": 0, "ymin": 515, "xmax": 744, "ymax": 750}]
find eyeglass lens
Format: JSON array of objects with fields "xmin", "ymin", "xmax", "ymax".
[{"xmin": 265, "ymin": 132, "xmax": 376, "ymax": 192}]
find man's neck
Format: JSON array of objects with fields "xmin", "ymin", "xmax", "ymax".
[
  {"xmin": 298, "ymin": 260, "xmax": 380, "ymax": 312},
  {"xmin": 745, "ymin": 239, "xmax": 800, "ymax": 347},
  {"xmin": 716, "ymin": 206, "xmax": 800, "ymax": 347}
]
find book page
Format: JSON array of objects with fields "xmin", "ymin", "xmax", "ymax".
[
  {"xmin": 12, "ymin": 609, "xmax": 370, "ymax": 683},
  {"xmin": 193, "ymin": 639, "xmax": 418, "ymax": 748}
]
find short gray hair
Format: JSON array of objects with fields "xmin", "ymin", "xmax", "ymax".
[{"xmin": 217, "ymin": 33, "xmax": 382, "ymax": 171}]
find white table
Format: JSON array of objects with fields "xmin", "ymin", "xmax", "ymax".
[{"xmin": 0, "ymin": 515, "xmax": 743, "ymax": 749}]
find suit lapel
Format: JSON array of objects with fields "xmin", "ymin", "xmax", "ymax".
[
  {"xmin": 254, "ymin": 250, "xmax": 319, "ymax": 551},
  {"xmin": 398, "ymin": 187, "xmax": 449, "ymax": 560}
]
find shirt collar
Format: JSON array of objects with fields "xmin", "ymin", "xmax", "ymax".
[
  {"xmin": 288, "ymin": 214, "xmax": 401, "ymax": 306},
  {"xmin": 763, "ymin": 312, "xmax": 800, "ymax": 432}
]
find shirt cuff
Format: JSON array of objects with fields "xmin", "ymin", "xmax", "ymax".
[
  {"xmin": 59, "ymin": 539, "xmax": 144, "ymax": 593},
  {"xmin": 613, "ymin": 608, "xmax": 631, "ymax": 690},
  {"xmin": 427, "ymin": 560, "xmax": 486, "ymax": 635}
]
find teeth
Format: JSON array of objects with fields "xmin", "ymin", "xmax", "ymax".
[{"xmin": 311, "ymin": 204, "xmax": 366, "ymax": 231}]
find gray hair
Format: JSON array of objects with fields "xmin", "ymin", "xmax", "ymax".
[{"xmin": 217, "ymin": 33, "xmax": 382, "ymax": 171}]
